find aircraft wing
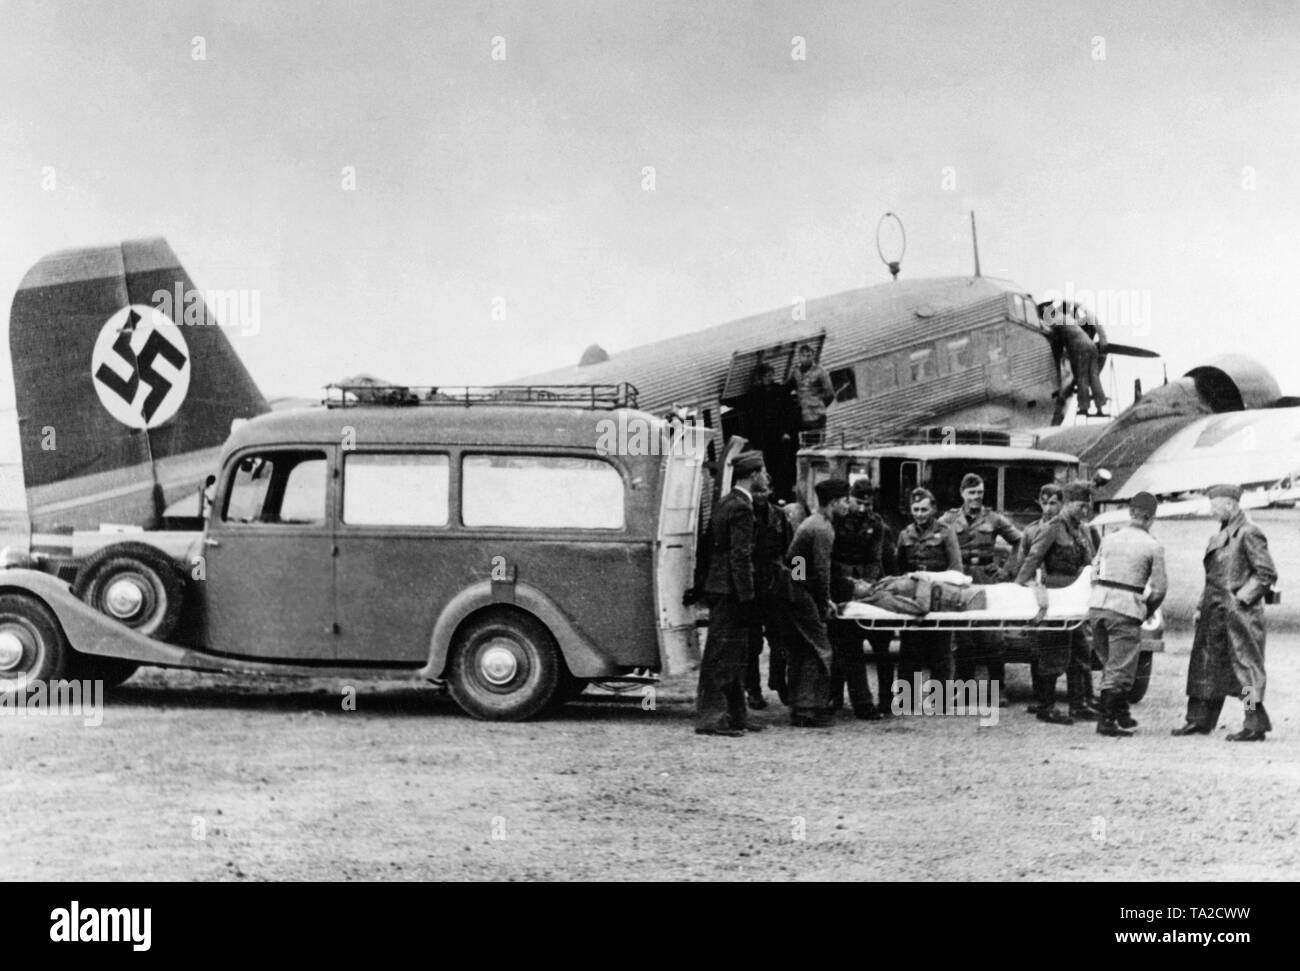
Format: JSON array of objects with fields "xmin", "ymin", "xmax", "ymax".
[{"xmin": 1105, "ymin": 407, "xmax": 1300, "ymax": 500}]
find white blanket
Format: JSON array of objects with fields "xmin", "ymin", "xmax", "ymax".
[{"xmin": 838, "ymin": 567, "xmax": 1094, "ymax": 622}]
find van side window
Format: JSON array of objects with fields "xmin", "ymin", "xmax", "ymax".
[
  {"xmin": 343, "ymin": 454, "xmax": 449, "ymax": 526},
  {"xmin": 223, "ymin": 450, "xmax": 327, "ymax": 525},
  {"xmin": 462, "ymin": 454, "xmax": 624, "ymax": 529}
]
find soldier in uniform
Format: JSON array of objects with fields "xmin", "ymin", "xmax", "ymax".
[
  {"xmin": 743, "ymin": 363, "xmax": 800, "ymax": 502},
  {"xmin": 747, "ymin": 480, "xmax": 795, "ymax": 708},
  {"xmin": 828, "ymin": 478, "xmax": 897, "ymax": 719},
  {"xmin": 695, "ymin": 451, "xmax": 768, "ymax": 737},
  {"xmin": 1015, "ymin": 480, "xmax": 1097, "ymax": 725},
  {"xmin": 1009, "ymin": 483, "xmax": 1063, "ymax": 712},
  {"xmin": 793, "ymin": 344, "xmax": 836, "ymax": 445},
  {"xmin": 1089, "ymin": 491, "xmax": 1167, "ymax": 737},
  {"xmin": 1172, "ymin": 483, "xmax": 1278, "ymax": 741},
  {"xmin": 940, "ymin": 472, "xmax": 1021, "ymax": 701},
  {"xmin": 894, "ymin": 487, "xmax": 961, "ymax": 708},
  {"xmin": 784, "ymin": 478, "xmax": 851, "ymax": 727}
]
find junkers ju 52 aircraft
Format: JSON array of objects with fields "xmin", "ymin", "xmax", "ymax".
[{"xmin": 7, "ymin": 233, "xmax": 1299, "ymax": 538}]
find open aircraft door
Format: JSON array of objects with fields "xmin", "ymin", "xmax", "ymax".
[{"xmin": 655, "ymin": 421, "xmax": 710, "ymax": 675}]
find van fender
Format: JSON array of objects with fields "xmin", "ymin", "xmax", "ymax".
[
  {"xmin": 0, "ymin": 568, "xmax": 196, "ymax": 667},
  {"xmin": 420, "ymin": 579, "xmax": 615, "ymax": 680}
]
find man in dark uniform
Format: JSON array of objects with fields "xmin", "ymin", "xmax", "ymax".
[
  {"xmin": 828, "ymin": 478, "xmax": 897, "ymax": 719},
  {"xmin": 784, "ymin": 478, "xmax": 851, "ymax": 727},
  {"xmin": 894, "ymin": 487, "xmax": 962, "ymax": 709},
  {"xmin": 695, "ymin": 451, "xmax": 768, "ymax": 736},
  {"xmin": 743, "ymin": 363, "xmax": 800, "ymax": 502},
  {"xmin": 940, "ymin": 472, "xmax": 1021, "ymax": 702},
  {"xmin": 1089, "ymin": 491, "xmax": 1167, "ymax": 737},
  {"xmin": 1015, "ymin": 480, "xmax": 1097, "ymax": 725},
  {"xmin": 746, "ymin": 478, "xmax": 794, "ymax": 708},
  {"xmin": 1172, "ymin": 483, "xmax": 1278, "ymax": 741}
]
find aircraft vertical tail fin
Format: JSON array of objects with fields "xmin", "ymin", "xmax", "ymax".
[{"xmin": 8, "ymin": 238, "xmax": 269, "ymax": 531}]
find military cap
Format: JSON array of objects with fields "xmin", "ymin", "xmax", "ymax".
[
  {"xmin": 1206, "ymin": 483, "xmax": 1243, "ymax": 501},
  {"xmin": 1063, "ymin": 480, "xmax": 1093, "ymax": 502},
  {"xmin": 815, "ymin": 478, "xmax": 851, "ymax": 504},
  {"xmin": 849, "ymin": 478, "xmax": 877, "ymax": 498},
  {"xmin": 733, "ymin": 451, "xmax": 766, "ymax": 477},
  {"xmin": 960, "ymin": 473, "xmax": 984, "ymax": 491},
  {"xmin": 1129, "ymin": 491, "xmax": 1158, "ymax": 516}
]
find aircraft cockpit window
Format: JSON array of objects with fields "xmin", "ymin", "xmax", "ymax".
[
  {"xmin": 223, "ymin": 449, "xmax": 327, "ymax": 526},
  {"xmin": 907, "ymin": 348, "xmax": 937, "ymax": 383}
]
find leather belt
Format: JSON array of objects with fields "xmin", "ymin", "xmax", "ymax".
[{"xmin": 1097, "ymin": 578, "xmax": 1145, "ymax": 594}]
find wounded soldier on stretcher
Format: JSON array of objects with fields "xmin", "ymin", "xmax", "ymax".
[{"xmin": 836, "ymin": 569, "xmax": 1093, "ymax": 623}]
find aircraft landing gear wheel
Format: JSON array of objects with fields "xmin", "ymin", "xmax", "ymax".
[
  {"xmin": 0, "ymin": 593, "xmax": 68, "ymax": 691},
  {"xmin": 1126, "ymin": 652, "xmax": 1153, "ymax": 705},
  {"xmin": 448, "ymin": 611, "xmax": 559, "ymax": 721},
  {"xmin": 72, "ymin": 542, "xmax": 185, "ymax": 640}
]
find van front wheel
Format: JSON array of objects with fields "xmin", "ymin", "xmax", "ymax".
[{"xmin": 448, "ymin": 611, "xmax": 560, "ymax": 721}]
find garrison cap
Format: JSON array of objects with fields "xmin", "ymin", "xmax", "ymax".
[
  {"xmin": 960, "ymin": 473, "xmax": 985, "ymax": 491},
  {"xmin": 733, "ymin": 451, "xmax": 766, "ymax": 477},
  {"xmin": 1129, "ymin": 492, "xmax": 1158, "ymax": 516},
  {"xmin": 1063, "ymin": 480, "xmax": 1093, "ymax": 502},
  {"xmin": 1206, "ymin": 483, "xmax": 1243, "ymax": 501},
  {"xmin": 815, "ymin": 478, "xmax": 851, "ymax": 504},
  {"xmin": 850, "ymin": 478, "xmax": 878, "ymax": 498}
]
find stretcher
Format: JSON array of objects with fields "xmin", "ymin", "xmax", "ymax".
[{"xmin": 836, "ymin": 568, "xmax": 1094, "ymax": 632}]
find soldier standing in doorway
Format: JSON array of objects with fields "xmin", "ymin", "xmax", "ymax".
[{"xmin": 793, "ymin": 344, "xmax": 835, "ymax": 446}]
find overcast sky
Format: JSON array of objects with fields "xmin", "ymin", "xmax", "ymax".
[{"xmin": 2, "ymin": 0, "xmax": 1298, "ymax": 412}]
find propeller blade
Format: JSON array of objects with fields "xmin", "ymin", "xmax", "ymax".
[{"xmin": 1104, "ymin": 342, "xmax": 1160, "ymax": 359}]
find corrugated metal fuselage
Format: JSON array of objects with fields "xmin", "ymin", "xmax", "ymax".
[{"xmin": 519, "ymin": 276, "xmax": 1061, "ymax": 446}]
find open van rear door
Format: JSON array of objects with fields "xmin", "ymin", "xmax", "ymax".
[{"xmin": 655, "ymin": 421, "xmax": 710, "ymax": 675}]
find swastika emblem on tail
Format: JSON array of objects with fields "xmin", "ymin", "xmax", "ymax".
[{"xmin": 91, "ymin": 304, "xmax": 192, "ymax": 429}]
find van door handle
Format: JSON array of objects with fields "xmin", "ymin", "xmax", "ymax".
[{"xmin": 203, "ymin": 538, "xmax": 221, "ymax": 548}]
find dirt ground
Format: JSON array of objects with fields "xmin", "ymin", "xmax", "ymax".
[{"xmin": 3, "ymin": 511, "xmax": 1299, "ymax": 881}]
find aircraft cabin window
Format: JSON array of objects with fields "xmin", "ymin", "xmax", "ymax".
[
  {"xmin": 946, "ymin": 337, "xmax": 974, "ymax": 371},
  {"xmin": 830, "ymin": 367, "xmax": 858, "ymax": 402},
  {"xmin": 866, "ymin": 357, "xmax": 897, "ymax": 392},
  {"xmin": 343, "ymin": 453, "xmax": 450, "ymax": 526},
  {"xmin": 223, "ymin": 450, "xmax": 327, "ymax": 526},
  {"xmin": 986, "ymin": 328, "xmax": 1006, "ymax": 362},
  {"xmin": 462, "ymin": 454, "xmax": 624, "ymax": 529},
  {"xmin": 907, "ymin": 348, "xmax": 937, "ymax": 383}
]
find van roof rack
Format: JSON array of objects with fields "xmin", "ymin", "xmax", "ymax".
[{"xmin": 323, "ymin": 382, "xmax": 639, "ymax": 410}]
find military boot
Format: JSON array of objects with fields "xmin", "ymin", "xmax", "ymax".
[
  {"xmin": 1067, "ymin": 671, "xmax": 1098, "ymax": 721},
  {"xmin": 1035, "ymin": 675, "xmax": 1074, "ymax": 726},
  {"xmin": 1096, "ymin": 690, "xmax": 1133, "ymax": 737},
  {"xmin": 1115, "ymin": 695, "xmax": 1138, "ymax": 729}
]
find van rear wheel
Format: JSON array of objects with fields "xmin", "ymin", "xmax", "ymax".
[
  {"xmin": 448, "ymin": 611, "xmax": 559, "ymax": 721},
  {"xmin": 0, "ymin": 593, "xmax": 68, "ymax": 690}
]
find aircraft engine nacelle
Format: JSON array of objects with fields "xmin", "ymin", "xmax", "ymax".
[{"xmin": 1184, "ymin": 355, "xmax": 1283, "ymax": 412}]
